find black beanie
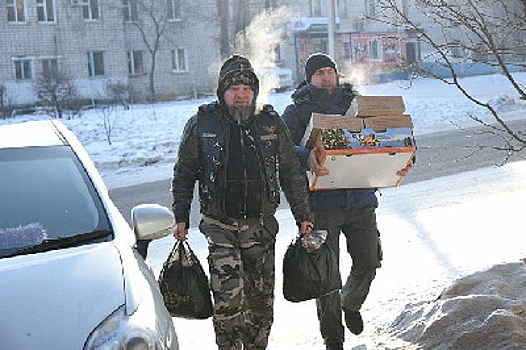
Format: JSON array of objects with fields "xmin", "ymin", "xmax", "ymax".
[
  {"xmin": 217, "ymin": 55, "xmax": 259, "ymax": 101},
  {"xmin": 304, "ymin": 53, "xmax": 337, "ymax": 83}
]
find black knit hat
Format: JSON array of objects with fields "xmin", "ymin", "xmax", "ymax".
[
  {"xmin": 217, "ymin": 55, "xmax": 259, "ymax": 100},
  {"xmin": 304, "ymin": 53, "xmax": 337, "ymax": 83}
]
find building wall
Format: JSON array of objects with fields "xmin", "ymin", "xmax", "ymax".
[
  {"xmin": 122, "ymin": 0, "xmax": 220, "ymax": 101},
  {"xmin": 280, "ymin": 0, "xmax": 409, "ymax": 83},
  {"xmin": 1, "ymin": 1, "xmax": 129, "ymax": 105},
  {"xmin": 0, "ymin": 0, "xmax": 220, "ymax": 107},
  {"xmin": 4, "ymin": 1, "xmax": 516, "ymax": 107}
]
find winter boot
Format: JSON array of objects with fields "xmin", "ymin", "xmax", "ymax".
[
  {"xmin": 326, "ymin": 342, "xmax": 344, "ymax": 350},
  {"xmin": 344, "ymin": 310, "xmax": 364, "ymax": 335}
]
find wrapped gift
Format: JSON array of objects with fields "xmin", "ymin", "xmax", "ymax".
[
  {"xmin": 301, "ymin": 113, "xmax": 414, "ymax": 149},
  {"xmin": 300, "ymin": 96, "xmax": 416, "ymax": 190}
]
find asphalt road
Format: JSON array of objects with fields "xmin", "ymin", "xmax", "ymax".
[{"xmin": 109, "ymin": 118, "xmax": 526, "ymax": 226}]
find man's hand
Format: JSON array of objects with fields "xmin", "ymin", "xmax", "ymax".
[
  {"xmin": 308, "ymin": 146, "xmax": 329, "ymax": 177},
  {"xmin": 299, "ymin": 221, "xmax": 313, "ymax": 234},
  {"xmin": 397, "ymin": 158, "xmax": 414, "ymax": 177},
  {"xmin": 174, "ymin": 222, "xmax": 189, "ymax": 241}
]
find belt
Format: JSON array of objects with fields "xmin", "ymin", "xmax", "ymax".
[{"xmin": 201, "ymin": 215, "xmax": 262, "ymax": 231}]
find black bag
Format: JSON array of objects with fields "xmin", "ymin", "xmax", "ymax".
[
  {"xmin": 282, "ymin": 234, "xmax": 341, "ymax": 302},
  {"xmin": 158, "ymin": 240, "xmax": 213, "ymax": 319}
]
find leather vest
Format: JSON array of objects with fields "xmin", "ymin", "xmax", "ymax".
[{"xmin": 196, "ymin": 102, "xmax": 281, "ymax": 218}]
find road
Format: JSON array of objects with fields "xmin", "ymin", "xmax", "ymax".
[{"xmin": 109, "ymin": 118, "xmax": 526, "ymax": 226}]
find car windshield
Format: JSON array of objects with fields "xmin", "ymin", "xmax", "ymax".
[{"xmin": 0, "ymin": 146, "xmax": 112, "ymax": 258}]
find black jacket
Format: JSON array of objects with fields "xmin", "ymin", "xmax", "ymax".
[
  {"xmin": 282, "ymin": 83, "xmax": 379, "ymax": 211},
  {"xmin": 171, "ymin": 101, "xmax": 312, "ymax": 227}
]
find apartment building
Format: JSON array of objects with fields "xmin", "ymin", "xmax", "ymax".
[
  {"xmin": 4, "ymin": 1, "xmax": 519, "ymax": 108},
  {"xmin": 279, "ymin": 0, "xmax": 415, "ymax": 83},
  {"xmin": 1, "ymin": 0, "xmax": 220, "ymax": 107}
]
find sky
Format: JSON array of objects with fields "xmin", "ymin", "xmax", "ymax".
[{"xmin": 2, "ymin": 72, "xmax": 526, "ymax": 349}]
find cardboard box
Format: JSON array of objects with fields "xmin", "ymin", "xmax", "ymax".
[
  {"xmin": 301, "ymin": 113, "xmax": 414, "ymax": 149},
  {"xmin": 307, "ymin": 147, "xmax": 416, "ymax": 190},
  {"xmin": 300, "ymin": 111, "xmax": 416, "ymax": 190},
  {"xmin": 346, "ymin": 95, "xmax": 406, "ymax": 117}
]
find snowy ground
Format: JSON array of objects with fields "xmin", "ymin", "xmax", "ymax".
[
  {"xmin": 2, "ymin": 73, "xmax": 526, "ymax": 349},
  {"xmin": 146, "ymin": 161, "xmax": 526, "ymax": 350}
]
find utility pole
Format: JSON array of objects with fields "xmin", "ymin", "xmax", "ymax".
[{"xmin": 328, "ymin": 0, "xmax": 337, "ymax": 60}]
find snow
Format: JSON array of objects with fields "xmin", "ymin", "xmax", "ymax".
[{"xmin": 2, "ymin": 73, "xmax": 526, "ymax": 349}]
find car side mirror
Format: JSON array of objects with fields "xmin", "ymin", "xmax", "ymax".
[{"xmin": 131, "ymin": 204, "xmax": 175, "ymax": 241}]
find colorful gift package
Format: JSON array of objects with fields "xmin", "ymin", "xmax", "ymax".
[{"xmin": 300, "ymin": 96, "xmax": 416, "ymax": 190}]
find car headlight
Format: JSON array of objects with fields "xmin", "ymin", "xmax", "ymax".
[{"xmin": 84, "ymin": 305, "xmax": 161, "ymax": 350}]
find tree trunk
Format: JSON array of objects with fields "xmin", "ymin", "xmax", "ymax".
[{"xmin": 217, "ymin": 0, "xmax": 230, "ymax": 58}]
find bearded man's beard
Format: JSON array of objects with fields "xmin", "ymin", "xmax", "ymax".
[{"xmin": 229, "ymin": 105, "xmax": 253, "ymax": 124}]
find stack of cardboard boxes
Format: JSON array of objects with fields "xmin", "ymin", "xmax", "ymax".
[{"xmin": 300, "ymin": 96, "xmax": 416, "ymax": 190}]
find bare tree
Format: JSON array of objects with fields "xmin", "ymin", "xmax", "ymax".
[
  {"xmin": 215, "ymin": 0, "xmax": 280, "ymax": 59},
  {"xmin": 126, "ymin": 0, "xmax": 173, "ymax": 101},
  {"xmin": 97, "ymin": 81, "xmax": 128, "ymax": 145},
  {"xmin": 97, "ymin": 102, "xmax": 118, "ymax": 145},
  {"xmin": 0, "ymin": 85, "xmax": 15, "ymax": 120},
  {"xmin": 217, "ymin": 0, "xmax": 230, "ymax": 58},
  {"xmin": 105, "ymin": 80, "xmax": 130, "ymax": 110},
  {"xmin": 0, "ymin": 84, "xmax": 7, "ymax": 119},
  {"xmin": 34, "ymin": 69, "xmax": 80, "ymax": 119},
  {"xmin": 372, "ymin": 0, "xmax": 526, "ymax": 161},
  {"xmin": 234, "ymin": 7, "xmax": 287, "ymax": 61}
]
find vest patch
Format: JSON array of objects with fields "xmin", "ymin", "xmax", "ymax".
[
  {"xmin": 263, "ymin": 125, "xmax": 276, "ymax": 133},
  {"xmin": 202, "ymin": 132, "xmax": 217, "ymax": 138},
  {"xmin": 261, "ymin": 134, "xmax": 278, "ymax": 141}
]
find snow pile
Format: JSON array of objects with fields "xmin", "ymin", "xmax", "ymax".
[{"xmin": 390, "ymin": 261, "xmax": 526, "ymax": 349}]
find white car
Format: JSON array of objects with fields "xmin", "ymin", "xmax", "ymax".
[{"xmin": 0, "ymin": 120, "xmax": 179, "ymax": 350}]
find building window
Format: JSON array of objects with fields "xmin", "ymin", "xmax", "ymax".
[
  {"xmin": 369, "ymin": 39, "xmax": 382, "ymax": 61},
  {"xmin": 167, "ymin": 0, "xmax": 181, "ymax": 20},
  {"xmin": 338, "ymin": 0, "xmax": 348, "ymax": 18},
  {"xmin": 171, "ymin": 49, "xmax": 186, "ymax": 71},
  {"xmin": 274, "ymin": 44, "xmax": 282, "ymax": 64},
  {"xmin": 123, "ymin": 0, "xmax": 138, "ymax": 22},
  {"xmin": 384, "ymin": 42, "xmax": 399, "ymax": 62},
  {"xmin": 127, "ymin": 51, "xmax": 144, "ymax": 75},
  {"xmin": 37, "ymin": 0, "xmax": 55, "ymax": 22},
  {"xmin": 7, "ymin": 0, "xmax": 26, "ymax": 22},
  {"xmin": 14, "ymin": 59, "xmax": 33, "ymax": 81},
  {"xmin": 82, "ymin": 0, "xmax": 100, "ymax": 20},
  {"xmin": 311, "ymin": 0, "xmax": 323, "ymax": 16},
  {"xmin": 344, "ymin": 41, "xmax": 352, "ymax": 61},
  {"xmin": 42, "ymin": 58, "xmax": 59, "ymax": 79},
  {"xmin": 313, "ymin": 36, "xmax": 328, "ymax": 54},
  {"xmin": 451, "ymin": 41, "xmax": 464, "ymax": 58},
  {"xmin": 405, "ymin": 41, "xmax": 422, "ymax": 63},
  {"xmin": 365, "ymin": 0, "xmax": 376, "ymax": 17},
  {"xmin": 406, "ymin": 41, "xmax": 421, "ymax": 63},
  {"xmin": 88, "ymin": 52, "xmax": 105, "ymax": 77}
]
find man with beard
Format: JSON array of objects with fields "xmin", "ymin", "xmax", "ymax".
[
  {"xmin": 171, "ymin": 54, "xmax": 313, "ymax": 350},
  {"xmin": 282, "ymin": 53, "xmax": 412, "ymax": 350}
]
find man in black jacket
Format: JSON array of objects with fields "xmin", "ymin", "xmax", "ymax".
[
  {"xmin": 282, "ymin": 53, "xmax": 412, "ymax": 350},
  {"xmin": 171, "ymin": 55, "xmax": 313, "ymax": 350}
]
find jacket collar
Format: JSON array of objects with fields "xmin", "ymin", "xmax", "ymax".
[{"xmin": 292, "ymin": 82, "xmax": 356, "ymax": 112}]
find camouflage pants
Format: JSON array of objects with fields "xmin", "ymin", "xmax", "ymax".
[{"xmin": 199, "ymin": 215, "xmax": 279, "ymax": 350}]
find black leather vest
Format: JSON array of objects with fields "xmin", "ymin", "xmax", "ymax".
[{"xmin": 196, "ymin": 102, "xmax": 281, "ymax": 218}]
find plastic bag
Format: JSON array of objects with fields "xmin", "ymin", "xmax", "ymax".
[
  {"xmin": 300, "ymin": 229, "xmax": 328, "ymax": 253},
  {"xmin": 282, "ymin": 231, "xmax": 341, "ymax": 302},
  {"xmin": 158, "ymin": 240, "xmax": 213, "ymax": 319}
]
